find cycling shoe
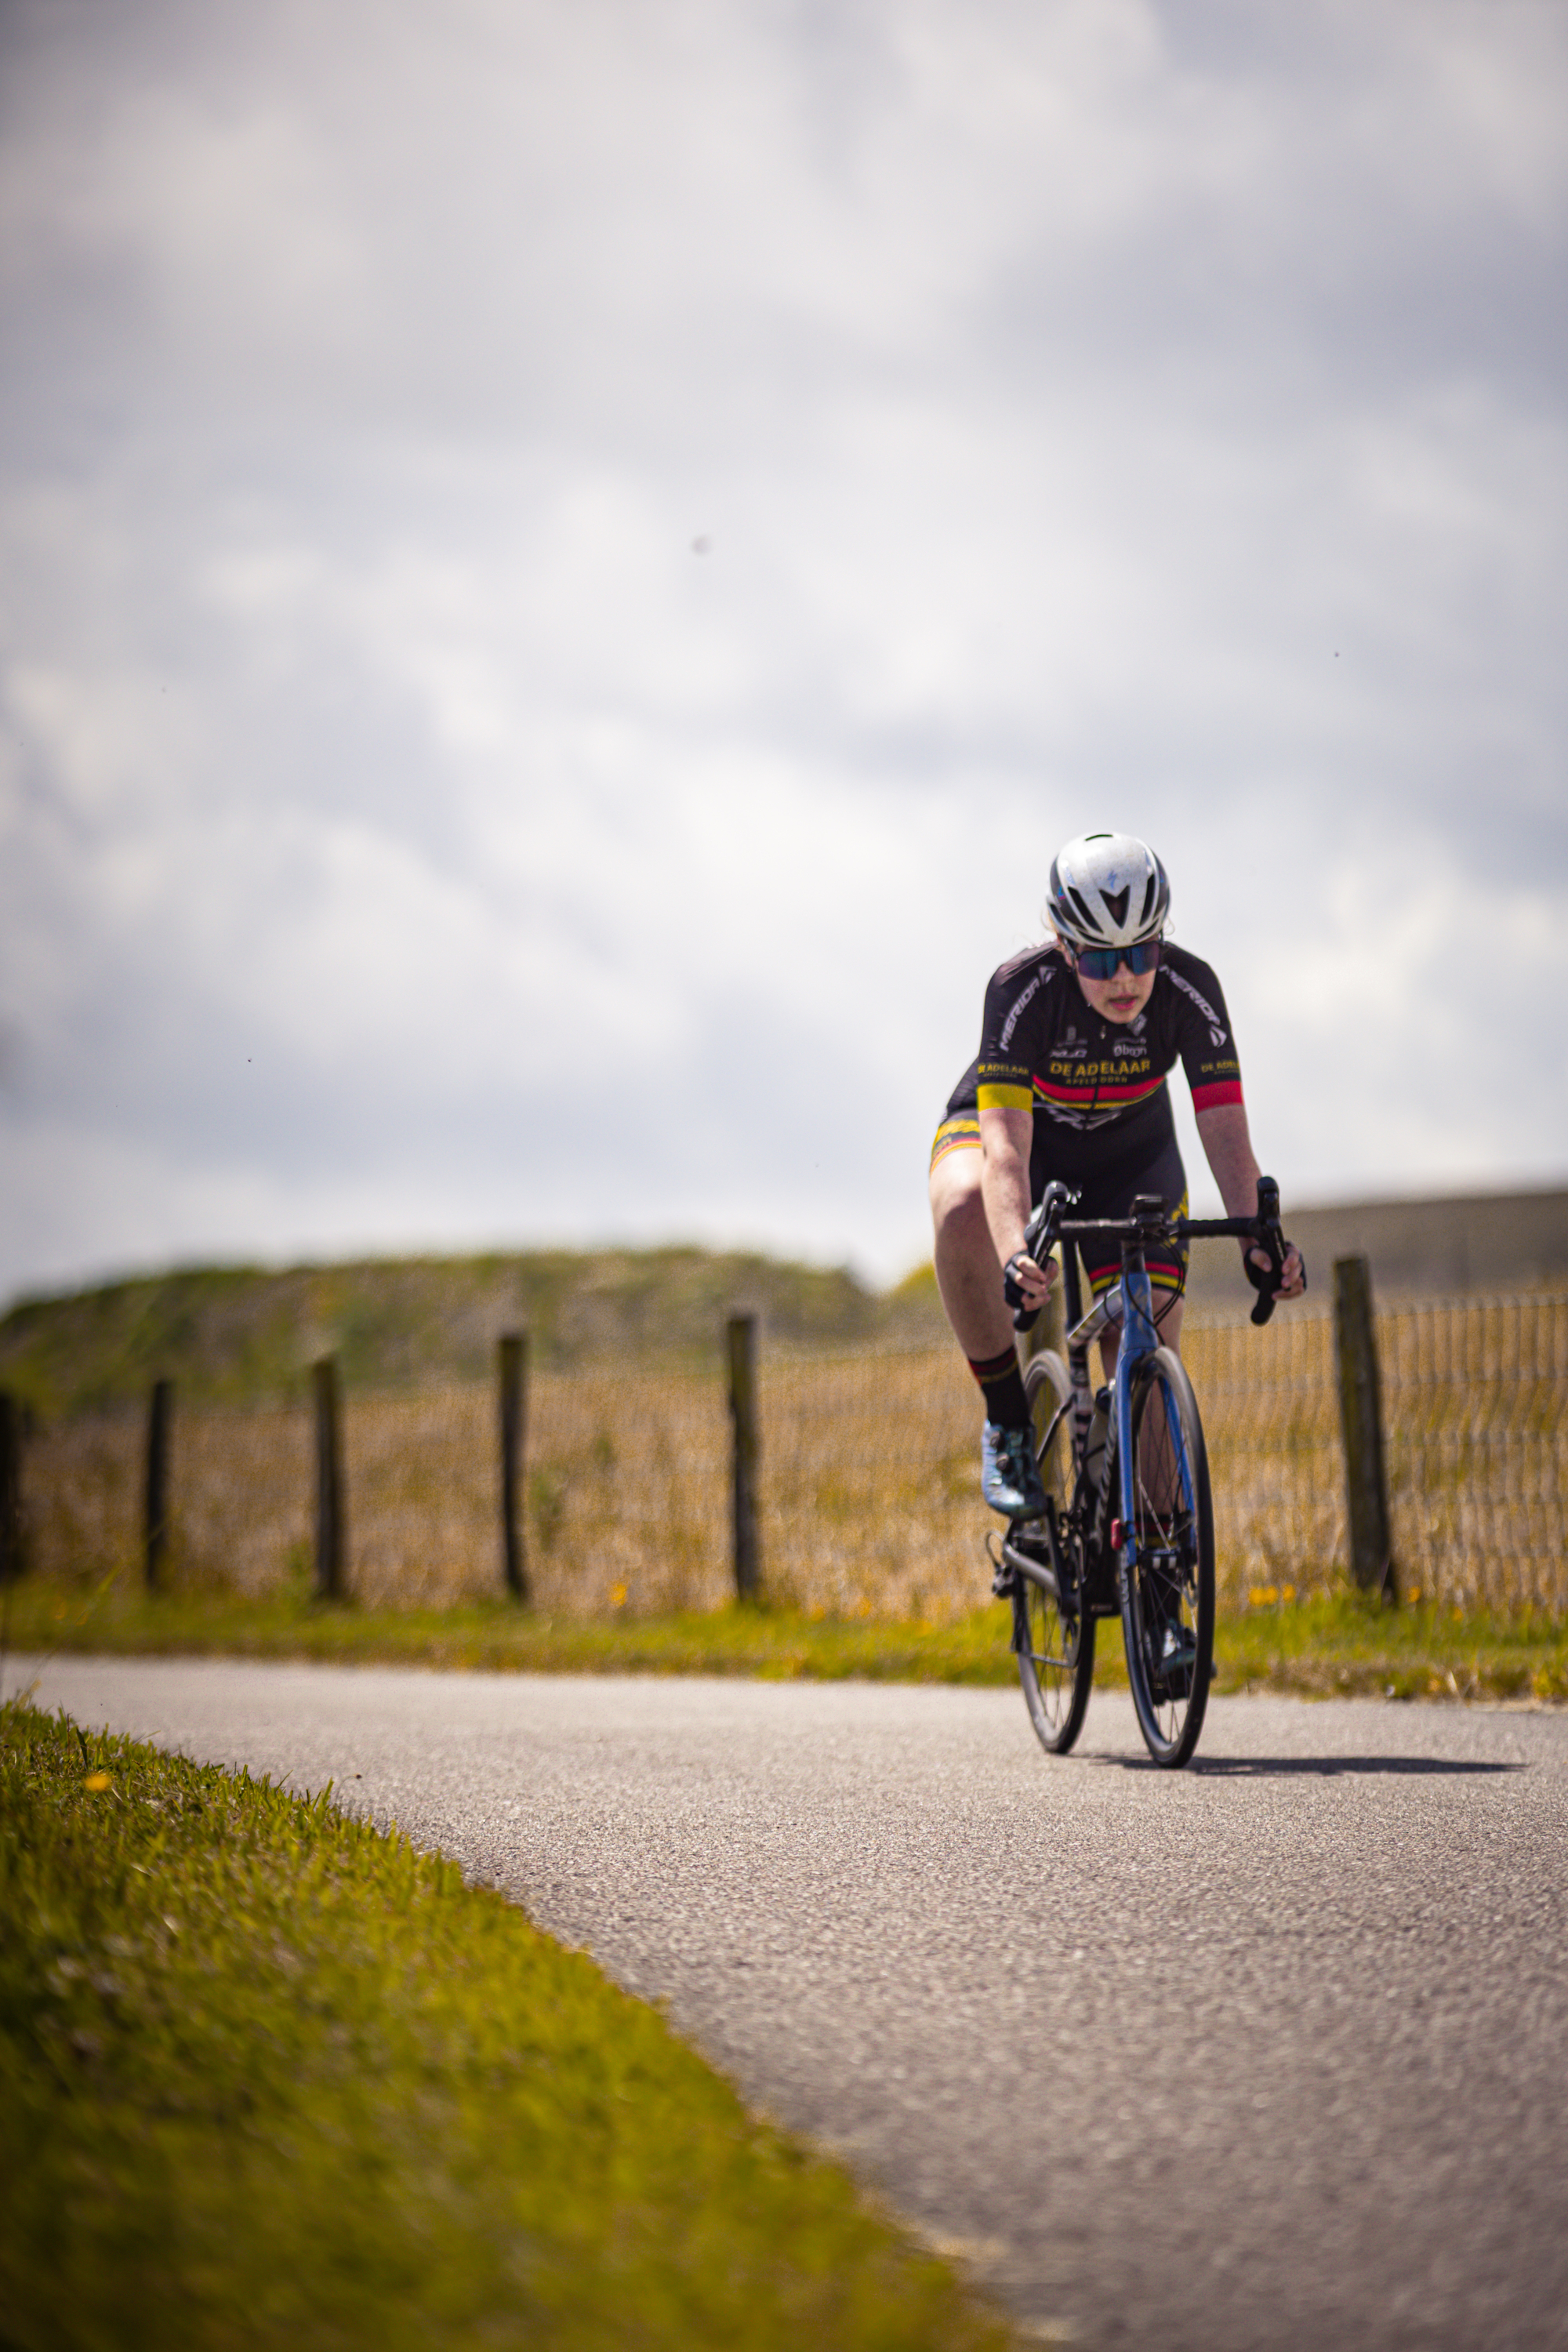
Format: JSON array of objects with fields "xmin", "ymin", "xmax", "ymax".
[{"xmin": 981, "ymin": 1422, "xmax": 1047, "ymax": 1520}]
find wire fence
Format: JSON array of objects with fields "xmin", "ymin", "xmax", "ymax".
[
  {"xmin": 1189, "ymin": 1292, "xmax": 1568, "ymax": 1613},
  {"xmin": 13, "ymin": 1291, "xmax": 1568, "ymax": 1620}
]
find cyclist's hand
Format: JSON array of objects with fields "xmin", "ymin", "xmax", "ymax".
[
  {"xmin": 1003, "ymin": 1251, "xmax": 1054, "ymax": 1314},
  {"xmin": 1243, "ymin": 1242, "xmax": 1306, "ymax": 1300}
]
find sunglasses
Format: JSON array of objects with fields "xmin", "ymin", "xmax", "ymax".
[{"xmin": 1074, "ymin": 940, "xmax": 1163, "ymax": 981}]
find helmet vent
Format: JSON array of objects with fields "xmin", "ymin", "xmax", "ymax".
[{"xmin": 1046, "ymin": 829, "xmax": 1169, "ymax": 952}]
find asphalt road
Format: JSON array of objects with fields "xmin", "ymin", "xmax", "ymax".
[{"xmin": 13, "ymin": 1654, "xmax": 1568, "ymax": 2351}]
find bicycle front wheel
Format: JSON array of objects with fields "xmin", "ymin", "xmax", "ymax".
[
  {"xmin": 1120, "ymin": 1347, "xmax": 1215, "ymax": 1769},
  {"xmin": 1018, "ymin": 1352, "xmax": 1094, "ymax": 1755}
]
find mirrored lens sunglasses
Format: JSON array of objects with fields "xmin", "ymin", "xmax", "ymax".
[{"xmin": 1074, "ymin": 940, "xmax": 1163, "ymax": 980}]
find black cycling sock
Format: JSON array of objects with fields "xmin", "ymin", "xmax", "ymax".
[{"xmin": 967, "ymin": 1345, "xmax": 1030, "ymax": 1432}]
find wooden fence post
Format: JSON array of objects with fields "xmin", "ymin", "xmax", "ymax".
[
  {"xmin": 498, "ymin": 1331, "xmax": 528, "ymax": 1602},
  {"xmin": 144, "ymin": 1377, "xmax": 173, "ymax": 1592},
  {"xmin": 312, "ymin": 1356, "xmax": 346, "ymax": 1600},
  {"xmin": 1334, "ymin": 1255, "xmax": 1396, "ymax": 1600},
  {"xmin": 0, "ymin": 1390, "xmax": 22, "ymax": 1584},
  {"xmin": 728, "ymin": 1313, "xmax": 760, "ymax": 1602}
]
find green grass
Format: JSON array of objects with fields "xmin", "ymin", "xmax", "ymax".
[
  {"xmin": 0, "ymin": 1697, "xmax": 1011, "ymax": 2352},
  {"xmin": 6, "ymin": 1576, "xmax": 1566, "ymax": 1704},
  {"xmin": 1214, "ymin": 1589, "xmax": 1568, "ymax": 1703},
  {"xmin": 5, "ymin": 1580, "xmax": 1019, "ymax": 1684}
]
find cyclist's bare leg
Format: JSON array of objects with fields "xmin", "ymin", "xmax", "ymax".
[{"xmin": 929, "ymin": 1145, "xmax": 1014, "ymax": 1361}]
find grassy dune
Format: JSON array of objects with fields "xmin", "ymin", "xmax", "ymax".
[{"xmin": 0, "ymin": 1247, "xmax": 946, "ymax": 1418}]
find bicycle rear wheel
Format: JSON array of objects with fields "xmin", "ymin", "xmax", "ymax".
[
  {"xmin": 1017, "ymin": 1353, "xmax": 1094, "ymax": 1755},
  {"xmin": 1120, "ymin": 1347, "xmax": 1214, "ymax": 1769}
]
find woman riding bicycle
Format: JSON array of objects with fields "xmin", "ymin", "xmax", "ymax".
[{"xmin": 928, "ymin": 830, "xmax": 1307, "ymax": 1520}]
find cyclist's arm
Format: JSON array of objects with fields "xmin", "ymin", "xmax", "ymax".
[
  {"xmin": 1194, "ymin": 1102, "xmax": 1306, "ymax": 1297},
  {"xmin": 978, "ymin": 1107, "xmax": 1053, "ymax": 1307}
]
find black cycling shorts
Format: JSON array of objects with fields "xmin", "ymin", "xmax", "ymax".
[{"xmin": 930, "ymin": 1115, "xmax": 1189, "ymax": 1301}]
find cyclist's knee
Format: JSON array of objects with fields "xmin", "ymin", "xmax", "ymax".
[{"xmin": 929, "ymin": 1149, "xmax": 986, "ymax": 1256}]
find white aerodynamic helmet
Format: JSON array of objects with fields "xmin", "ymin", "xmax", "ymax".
[{"xmin": 1046, "ymin": 831, "xmax": 1171, "ymax": 952}]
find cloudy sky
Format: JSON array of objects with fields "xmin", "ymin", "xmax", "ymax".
[{"xmin": 2, "ymin": 0, "xmax": 1564, "ymax": 1302}]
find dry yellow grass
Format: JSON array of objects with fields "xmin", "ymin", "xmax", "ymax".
[
  {"xmin": 16, "ymin": 1295, "xmax": 1566, "ymax": 1620},
  {"xmin": 1189, "ymin": 1294, "xmax": 1568, "ymax": 1613},
  {"xmin": 21, "ymin": 1410, "xmax": 143, "ymax": 1588}
]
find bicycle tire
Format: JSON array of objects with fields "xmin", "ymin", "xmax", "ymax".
[
  {"xmin": 1119, "ymin": 1346, "xmax": 1215, "ymax": 1769},
  {"xmin": 1017, "ymin": 1352, "xmax": 1095, "ymax": 1755}
]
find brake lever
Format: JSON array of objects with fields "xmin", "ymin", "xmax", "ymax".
[
  {"xmin": 1249, "ymin": 1174, "xmax": 1285, "ymax": 1327},
  {"xmin": 1023, "ymin": 1179, "xmax": 1077, "ymax": 1263},
  {"xmin": 1249, "ymin": 1274, "xmax": 1281, "ymax": 1327},
  {"xmin": 1014, "ymin": 1181, "xmax": 1078, "ymax": 1335}
]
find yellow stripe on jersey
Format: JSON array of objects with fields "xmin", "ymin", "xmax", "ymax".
[
  {"xmin": 928, "ymin": 1116, "xmax": 982, "ymax": 1169},
  {"xmin": 975, "ymin": 1082, "xmax": 1034, "ymax": 1112}
]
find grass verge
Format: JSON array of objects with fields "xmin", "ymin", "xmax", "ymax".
[
  {"xmin": 1215, "ymin": 1590, "xmax": 1568, "ymax": 1703},
  {"xmin": 0, "ymin": 1697, "xmax": 1011, "ymax": 2352},
  {"xmin": 5, "ymin": 1577, "xmax": 1567, "ymax": 1703}
]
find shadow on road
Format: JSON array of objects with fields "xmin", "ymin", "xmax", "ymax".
[
  {"xmin": 1186, "ymin": 1755, "xmax": 1524, "ymax": 1778},
  {"xmin": 1076, "ymin": 1750, "xmax": 1524, "ymax": 1777}
]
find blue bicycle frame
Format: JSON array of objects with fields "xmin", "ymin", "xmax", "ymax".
[
  {"xmin": 1026, "ymin": 1174, "xmax": 1285, "ymax": 1570},
  {"xmin": 1001, "ymin": 1175, "xmax": 1290, "ymax": 1768},
  {"xmin": 1069, "ymin": 1249, "xmax": 1185, "ymax": 1588}
]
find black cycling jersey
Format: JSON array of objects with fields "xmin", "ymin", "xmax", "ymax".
[{"xmin": 936, "ymin": 941, "xmax": 1243, "ymax": 1238}]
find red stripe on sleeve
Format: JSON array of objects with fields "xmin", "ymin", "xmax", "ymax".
[{"xmin": 1191, "ymin": 1079, "xmax": 1244, "ymax": 1112}]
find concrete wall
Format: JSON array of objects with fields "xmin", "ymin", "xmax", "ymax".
[{"xmin": 1185, "ymin": 1185, "xmax": 1568, "ymax": 1311}]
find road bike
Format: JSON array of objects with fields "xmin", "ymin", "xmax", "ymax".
[{"xmin": 991, "ymin": 1177, "xmax": 1290, "ymax": 1769}]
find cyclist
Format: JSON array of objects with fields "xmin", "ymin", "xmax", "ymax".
[{"xmin": 929, "ymin": 830, "xmax": 1306, "ymax": 1519}]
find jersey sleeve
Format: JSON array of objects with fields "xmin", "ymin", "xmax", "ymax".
[
  {"xmin": 973, "ymin": 954, "xmax": 1049, "ymax": 1113},
  {"xmin": 1164, "ymin": 953, "xmax": 1243, "ymax": 1112}
]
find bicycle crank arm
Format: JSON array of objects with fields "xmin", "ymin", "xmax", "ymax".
[{"xmin": 1001, "ymin": 1532, "xmax": 1059, "ymax": 1600}]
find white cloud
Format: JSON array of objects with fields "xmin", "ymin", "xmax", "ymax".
[{"xmin": 0, "ymin": 0, "xmax": 1564, "ymax": 1301}]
